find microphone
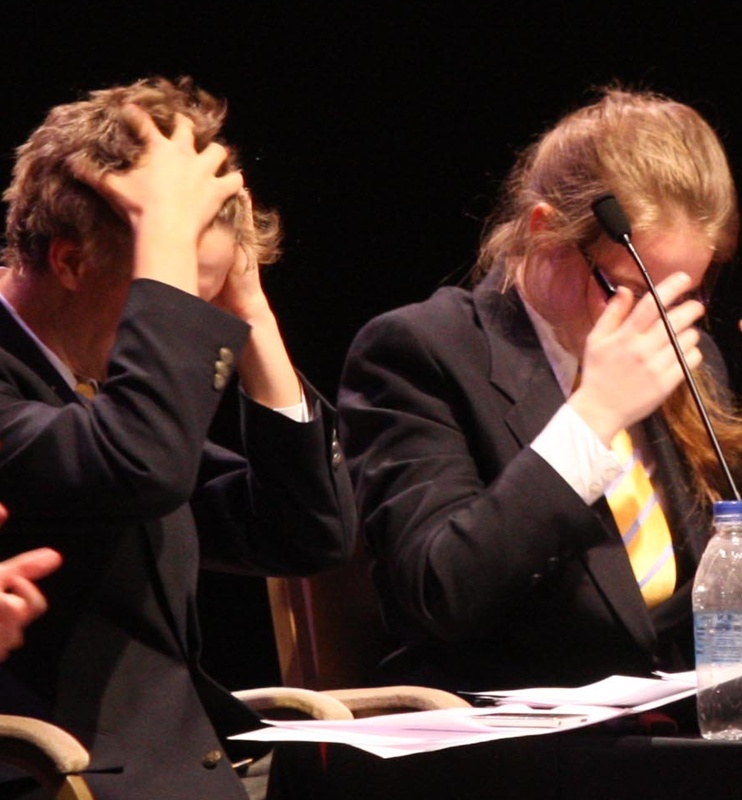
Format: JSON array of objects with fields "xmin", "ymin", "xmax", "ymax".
[{"xmin": 590, "ymin": 192, "xmax": 740, "ymax": 501}]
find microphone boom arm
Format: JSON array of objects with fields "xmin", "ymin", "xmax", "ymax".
[{"xmin": 591, "ymin": 193, "xmax": 740, "ymax": 501}]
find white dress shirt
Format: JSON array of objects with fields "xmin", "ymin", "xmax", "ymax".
[{"xmin": 523, "ymin": 297, "xmax": 625, "ymax": 505}]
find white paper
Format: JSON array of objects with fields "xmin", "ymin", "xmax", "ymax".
[
  {"xmin": 231, "ymin": 703, "xmax": 625, "ymax": 758},
  {"xmin": 469, "ymin": 671, "xmax": 697, "ymax": 709},
  {"xmin": 231, "ymin": 672, "xmax": 698, "ymax": 759}
]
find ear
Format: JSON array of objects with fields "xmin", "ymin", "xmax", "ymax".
[
  {"xmin": 528, "ymin": 202, "xmax": 557, "ymax": 234},
  {"xmin": 47, "ymin": 238, "xmax": 86, "ymax": 291}
]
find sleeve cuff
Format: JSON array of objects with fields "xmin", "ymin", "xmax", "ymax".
[
  {"xmin": 530, "ymin": 403, "xmax": 622, "ymax": 505},
  {"xmin": 239, "ymin": 384, "xmax": 313, "ymax": 423},
  {"xmin": 272, "ymin": 386, "xmax": 312, "ymax": 422}
]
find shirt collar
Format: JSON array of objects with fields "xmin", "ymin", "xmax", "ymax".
[
  {"xmin": 0, "ymin": 289, "xmax": 78, "ymax": 391},
  {"xmin": 519, "ymin": 291, "xmax": 579, "ymax": 399}
]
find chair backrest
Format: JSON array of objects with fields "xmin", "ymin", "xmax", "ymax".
[{"xmin": 267, "ymin": 542, "xmax": 393, "ymax": 690}]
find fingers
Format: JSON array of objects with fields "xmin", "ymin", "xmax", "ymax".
[
  {"xmin": 168, "ymin": 111, "xmax": 197, "ymax": 145},
  {"xmin": 69, "ymin": 107, "xmax": 231, "ymax": 190},
  {"xmin": 635, "ymin": 293, "xmax": 705, "ymax": 357},
  {"xmin": 120, "ymin": 103, "xmax": 164, "ymax": 144},
  {"xmin": 0, "ymin": 550, "xmax": 59, "ymax": 661},
  {"xmin": 661, "ymin": 297, "xmax": 706, "ymax": 337},
  {"xmin": 67, "ymin": 150, "xmax": 105, "ymax": 192},
  {"xmin": 68, "ymin": 106, "xmax": 165, "ymax": 191},
  {"xmin": 0, "ymin": 581, "xmax": 43, "ymax": 661},
  {"xmin": 169, "ymin": 115, "xmax": 233, "ymax": 186},
  {"xmin": 628, "ymin": 272, "xmax": 695, "ymax": 331},
  {"xmin": 593, "ymin": 272, "xmax": 704, "ymax": 348},
  {"xmin": 652, "ymin": 326, "xmax": 702, "ymax": 374},
  {"xmin": 573, "ymin": 270, "xmax": 707, "ymax": 443},
  {"xmin": 0, "ymin": 576, "xmax": 50, "ymax": 661},
  {"xmin": 218, "ymin": 169, "xmax": 245, "ymax": 202},
  {"xmin": 0, "ymin": 548, "xmax": 63, "ymax": 584},
  {"xmin": 589, "ymin": 285, "xmax": 635, "ymax": 338},
  {"xmin": 3, "ymin": 576, "xmax": 49, "ymax": 621}
]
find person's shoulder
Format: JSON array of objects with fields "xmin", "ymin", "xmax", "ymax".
[{"xmin": 354, "ymin": 285, "xmax": 477, "ymax": 346}]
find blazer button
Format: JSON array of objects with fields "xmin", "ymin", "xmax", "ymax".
[
  {"xmin": 331, "ymin": 434, "xmax": 343, "ymax": 469},
  {"xmin": 546, "ymin": 556, "xmax": 561, "ymax": 574},
  {"xmin": 201, "ymin": 749, "xmax": 222, "ymax": 769},
  {"xmin": 219, "ymin": 347, "xmax": 235, "ymax": 366},
  {"xmin": 215, "ymin": 360, "xmax": 231, "ymax": 377}
]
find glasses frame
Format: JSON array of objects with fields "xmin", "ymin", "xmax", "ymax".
[{"xmin": 579, "ymin": 249, "xmax": 708, "ymax": 307}]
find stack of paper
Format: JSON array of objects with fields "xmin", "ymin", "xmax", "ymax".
[
  {"xmin": 468, "ymin": 670, "xmax": 697, "ymax": 713},
  {"xmin": 230, "ymin": 672, "xmax": 697, "ymax": 759}
]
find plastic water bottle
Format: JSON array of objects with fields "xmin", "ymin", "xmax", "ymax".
[{"xmin": 693, "ymin": 500, "xmax": 742, "ymax": 740}]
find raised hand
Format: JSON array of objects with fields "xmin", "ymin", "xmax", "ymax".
[
  {"xmin": 70, "ymin": 106, "xmax": 244, "ymax": 295},
  {"xmin": 210, "ymin": 194, "xmax": 303, "ymax": 410},
  {"xmin": 568, "ymin": 272, "xmax": 705, "ymax": 445}
]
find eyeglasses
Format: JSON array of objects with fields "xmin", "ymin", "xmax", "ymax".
[
  {"xmin": 580, "ymin": 250, "xmax": 708, "ymax": 307},
  {"xmin": 579, "ymin": 249, "xmax": 644, "ymax": 302}
]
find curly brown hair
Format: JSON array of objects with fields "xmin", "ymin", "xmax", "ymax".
[{"xmin": 3, "ymin": 76, "xmax": 281, "ymax": 277}]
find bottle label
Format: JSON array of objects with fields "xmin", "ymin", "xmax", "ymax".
[{"xmin": 694, "ymin": 611, "xmax": 742, "ymax": 666}]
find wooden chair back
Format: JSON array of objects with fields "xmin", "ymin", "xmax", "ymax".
[{"xmin": 267, "ymin": 543, "xmax": 392, "ymax": 690}]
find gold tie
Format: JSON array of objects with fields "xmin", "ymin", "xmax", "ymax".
[
  {"xmin": 607, "ymin": 429, "xmax": 676, "ymax": 607},
  {"xmin": 74, "ymin": 377, "xmax": 98, "ymax": 399}
]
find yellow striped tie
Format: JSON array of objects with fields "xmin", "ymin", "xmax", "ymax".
[
  {"xmin": 75, "ymin": 381, "xmax": 97, "ymax": 399},
  {"xmin": 607, "ymin": 429, "xmax": 676, "ymax": 607}
]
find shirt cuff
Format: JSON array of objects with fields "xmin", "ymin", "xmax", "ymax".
[
  {"xmin": 530, "ymin": 403, "xmax": 622, "ymax": 505},
  {"xmin": 272, "ymin": 386, "xmax": 312, "ymax": 423}
]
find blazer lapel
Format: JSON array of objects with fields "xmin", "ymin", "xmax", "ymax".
[
  {"xmin": 0, "ymin": 301, "xmax": 80, "ymax": 405},
  {"xmin": 584, "ymin": 496, "xmax": 659, "ymax": 652},
  {"xmin": 474, "ymin": 281, "xmax": 567, "ymax": 448},
  {"xmin": 474, "ymin": 279, "xmax": 657, "ymax": 653},
  {"xmin": 583, "ymin": 415, "xmax": 703, "ymax": 654}
]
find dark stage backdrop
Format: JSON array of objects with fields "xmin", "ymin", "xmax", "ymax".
[{"xmin": 2, "ymin": 0, "xmax": 742, "ymax": 689}]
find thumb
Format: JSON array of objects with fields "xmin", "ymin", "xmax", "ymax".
[{"xmin": 588, "ymin": 286, "xmax": 635, "ymax": 338}]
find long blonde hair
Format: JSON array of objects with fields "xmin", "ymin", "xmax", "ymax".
[{"xmin": 477, "ymin": 88, "xmax": 741, "ymax": 505}]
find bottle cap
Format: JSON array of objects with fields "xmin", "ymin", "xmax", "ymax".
[{"xmin": 712, "ymin": 500, "xmax": 742, "ymax": 520}]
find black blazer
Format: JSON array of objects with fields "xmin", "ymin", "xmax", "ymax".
[
  {"xmin": 0, "ymin": 279, "xmax": 356, "ymax": 799},
  {"xmin": 338, "ymin": 274, "xmax": 711, "ymax": 693}
]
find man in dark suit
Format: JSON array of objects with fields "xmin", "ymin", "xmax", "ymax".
[
  {"xmin": 337, "ymin": 87, "xmax": 741, "ymax": 696},
  {"xmin": 0, "ymin": 78, "xmax": 355, "ymax": 799}
]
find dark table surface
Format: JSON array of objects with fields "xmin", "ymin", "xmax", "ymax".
[{"xmin": 268, "ymin": 721, "xmax": 742, "ymax": 799}]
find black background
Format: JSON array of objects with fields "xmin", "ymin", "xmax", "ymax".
[{"xmin": 2, "ymin": 0, "xmax": 742, "ymax": 688}]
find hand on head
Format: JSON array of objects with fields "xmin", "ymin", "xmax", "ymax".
[
  {"xmin": 71, "ymin": 106, "xmax": 243, "ymax": 239},
  {"xmin": 69, "ymin": 106, "xmax": 244, "ymax": 295},
  {"xmin": 208, "ymin": 190, "xmax": 272, "ymax": 320},
  {"xmin": 568, "ymin": 271, "xmax": 705, "ymax": 445}
]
